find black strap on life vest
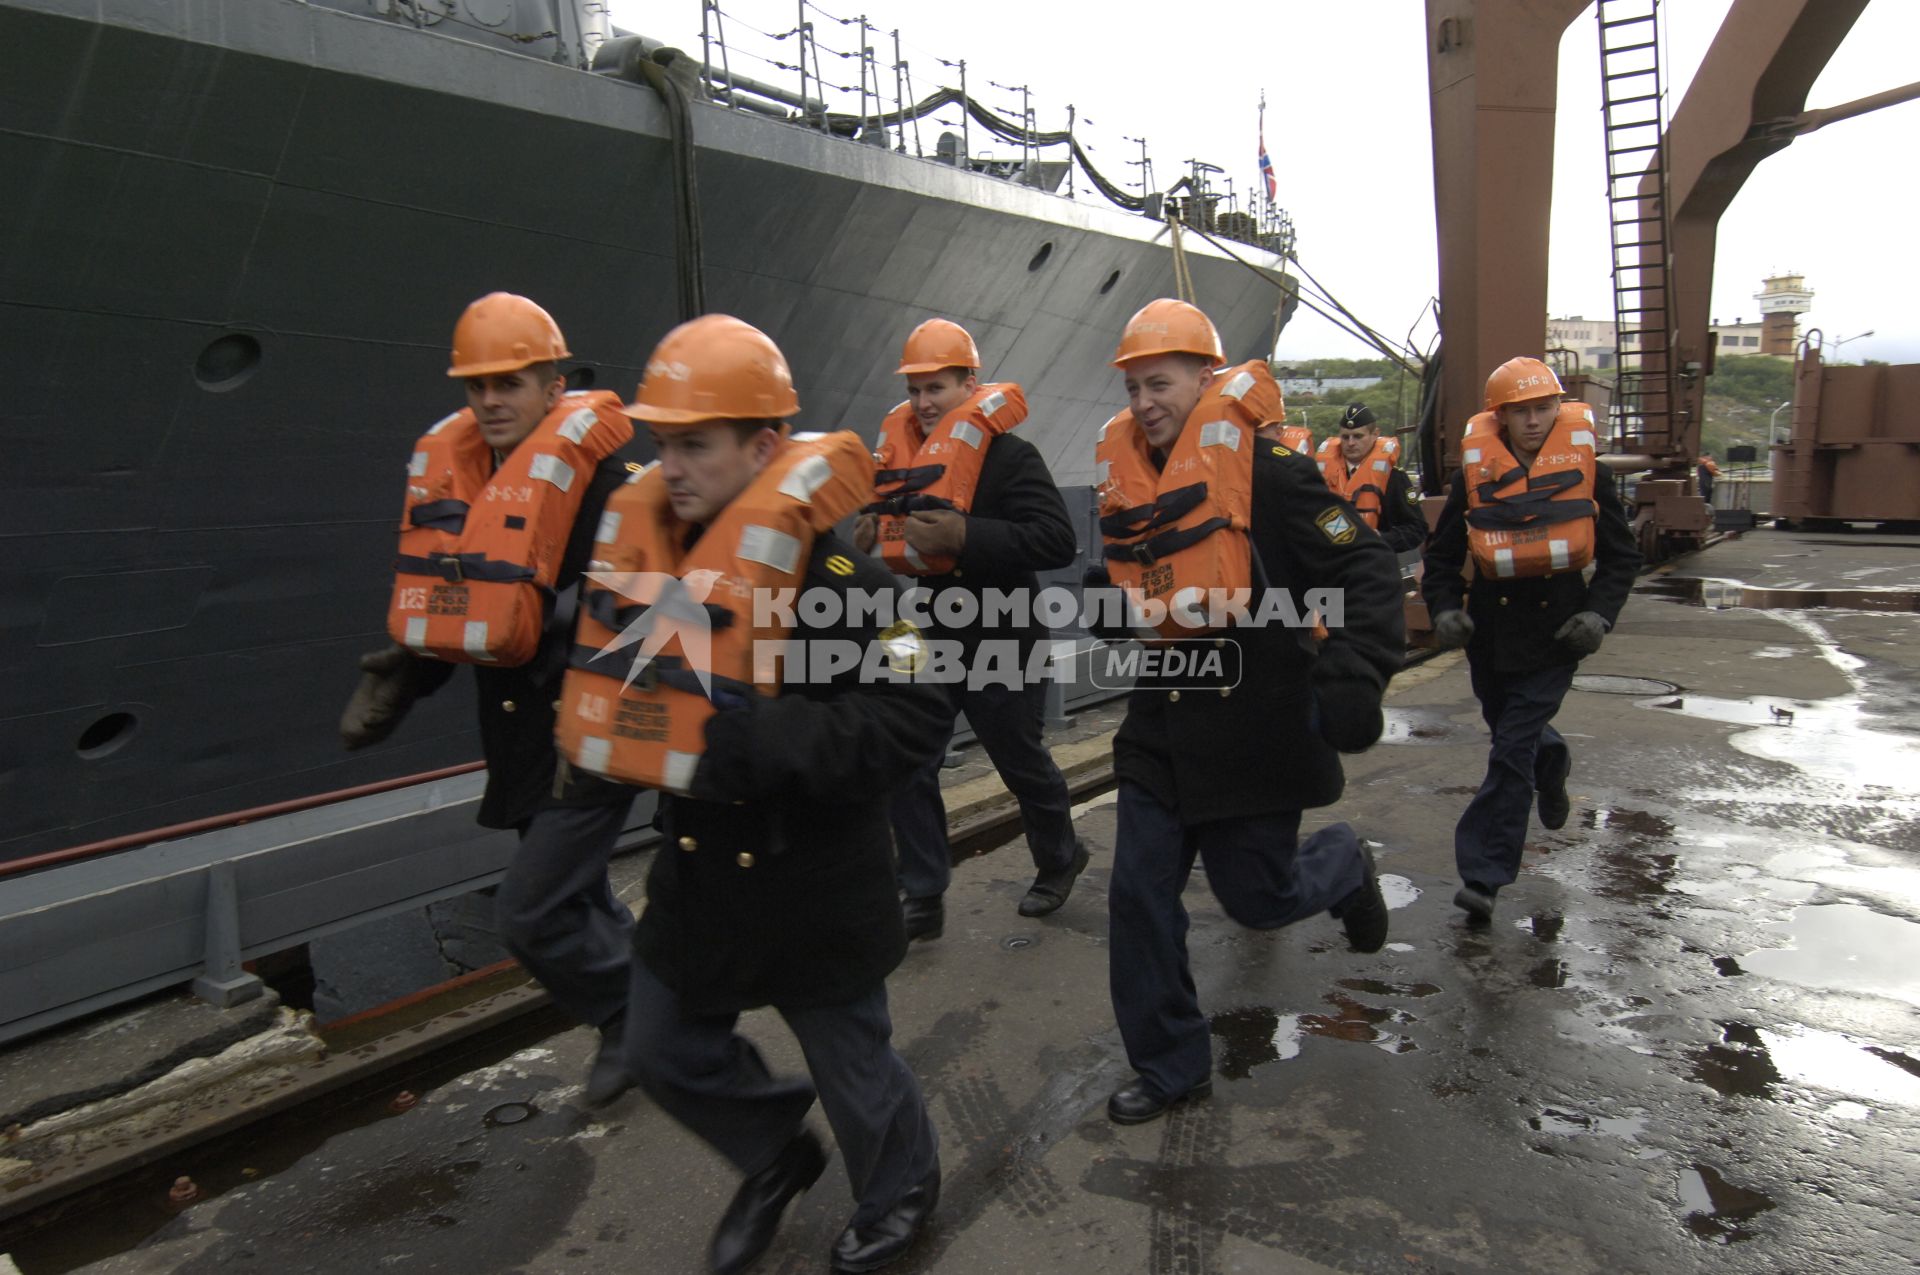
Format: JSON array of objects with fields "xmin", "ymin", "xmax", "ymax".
[
  {"xmin": 583, "ymin": 588, "xmax": 735, "ymax": 634},
  {"xmin": 1099, "ymin": 482, "xmax": 1210, "ymax": 541},
  {"xmin": 565, "ymin": 646, "xmax": 757, "ymax": 704},
  {"xmin": 1466, "ymin": 468, "xmax": 1595, "ymax": 531},
  {"xmin": 408, "ymin": 499, "xmax": 470, "ymax": 532},
  {"xmin": 1104, "ymin": 514, "xmax": 1235, "ymax": 567},
  {"xmin": 394, "ymin": 552, "xmax": 537, "ymax": 585}
]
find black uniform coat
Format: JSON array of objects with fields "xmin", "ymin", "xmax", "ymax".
[
  {"xmin": 1421, "ymin": 459, "xmax": 1641, "ymax": 674},
  {"xmin": 907, "ymin": 432, "xmax": 1077, "ymax": 655},
  {"xmin": 1110, "ymin": 444, "xmax": 1406, "ymax": 826},
  {"xmin": 411, "ymin": 453, "xmax": 635, "ymax": 828},
  {"xmin": 1377, "ymin": 467, "xmax": 1430, "ymax": 555},
  {"xmin": 632, "ymin": 535, "xmax": 950, "ymax": 1015}
]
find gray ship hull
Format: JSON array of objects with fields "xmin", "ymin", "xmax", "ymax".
[{"xmin": 1, "ymin": 0, "xmax": 1293, "ymax": 860}]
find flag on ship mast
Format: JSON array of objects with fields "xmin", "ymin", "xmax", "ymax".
[{"xmin": 1258, "ymin": 92, "xmax": 1276, "ymax": 205}]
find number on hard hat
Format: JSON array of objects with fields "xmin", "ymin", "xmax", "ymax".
[
  {"xmin": 896, "ymin": 318, "xmax": 981, "ymax": 375},
  {"xmin": 1484, "ymin": 357, "xmax": 1564, "ymax": 411},
  {"xmin": 447, "ymin": 292, "xmax": 572, "ymax": 377},
  {"xmin": 622, "ymin": 314, "xmax": 801, "ymax": 424},
  {"xmin": 1111, "ymin": 298, "xmax": 1225, "ymax": 368}
]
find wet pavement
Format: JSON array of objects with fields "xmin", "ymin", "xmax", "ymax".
[{"xmin": 10, "ymin": 529, "xmax": 1920, "ymax": 1273}]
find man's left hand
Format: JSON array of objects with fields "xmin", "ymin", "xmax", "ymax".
[
  {"xmin": 1554, "ymin": 611, "xmax": 1609, "ymax": 656},
  {"xmin": 904, "ymin": 509, "xmax": 966, "ymax": 558}
]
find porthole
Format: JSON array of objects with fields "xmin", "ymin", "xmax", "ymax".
[
  {"xmin": 1028, "ymin": 241, "xmax": 1054, "ymax": 272},
  {"xmin": 194, "ymin": 334, "xmax": 262, "ymax": 392},
  {"xmin": 77, "ymin": 711, "xmax": 138, "ymax": 760}
]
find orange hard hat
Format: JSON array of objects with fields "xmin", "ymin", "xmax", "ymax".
[
  {"xmin": 1484, "ymin": 357, "xmax": 1564, "ymax": 411},
  {"xmin": 896, "ymin": 318, "xmax": 980, "ymax": 375},
  {"xmin": 447, "ymin": 292, "xmax": 571, "ymax": 377},
  {"xmin": 1111, "ymin": 298, "xmax": 1225, "ymax": 368},
  {"xmin": 623, "ymin": 314, "xmax": 801, "ymax": 424}
]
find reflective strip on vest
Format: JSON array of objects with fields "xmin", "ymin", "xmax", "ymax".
[
  {"xmin": 778, "ymin": 454, "xmax": 835, "ymax": 502},
  {"xmin": 739, "ymin": 524, "xmax": 802, "ymax": 574},
  {"xmin": 464, "ymin": 620, "xmax": 494, "ymax": 660},
  {"xmin": 950, "ymin": 420, "xmax": 984, "ymax": 449},
  {"xmin": 428, "ymin": 412, "xmax": 460, "ymax": 436},
  {"xmin": 404, "ymin": 617, "xmax": 429, "ymax": 650},
  {"xmin": 1464, "ymin": 447, "xmax": 1482, "ymax": 464},
  {"xmin": 597, "ymin": 510, "xmax": 623, "ymax": 542},
  {"xmin": 662, "ymin": 751, "xmax": 699, "ymax": 794},
  {"xmin": 979, "ymin": 390, "xmax": 1008, "ymax": 418},
  {"xmin": 1219, "ymin": 370, "xmax": 1255, "ymax": 400},
  {"xmin": 1570, "ymin": 430, "xmax": 1595, "ymax": 449},
  {"xmin": 529, "ymin": 453, "xmax": 576, "ymax": 493},
  {"xmin": 1199, "ymin": 420, "xmax": 1243, "ymax": 450},
  {"xmin": 410, "ymin": 451, "xmax": 430, "ymax": 477},
  {"xmin": 578, "ymin": 736, "xmax": 612, "ymax": 774},
  {"xmin": 1551, "ymin": 539, "xmax": 1571, "ymax": 570},
  {"xmin": 558, "ymin": 408, "xmax": 598, "ymax": 445},
  {"xmin": 1494, "ymin": 548, "xmax": 1516, "ymax": 578}
]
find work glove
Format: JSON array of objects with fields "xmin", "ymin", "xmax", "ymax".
[
  {"xmin": 1432, "ymin": 609, "xmax": 1474, "ymax": 650},
  {"xmin": 340, "ymin": 645, "xmax": 428, "ymax": 750},
  {"xmin": 1554, "ymin": 611, "xmax": 1610, "ymax": 656},
  {"xmin": 1312, "ymin": 646, "xmax": 1385, "ymax": 753}
]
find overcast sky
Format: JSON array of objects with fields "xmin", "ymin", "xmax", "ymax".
[{"xmin": 612, "ymin": 1, "xmax": 1919, "ymax": 363}]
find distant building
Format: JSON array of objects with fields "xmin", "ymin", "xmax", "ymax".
[
  {"xmin": 1546, "ymin": 315, "xmax": 1617, "ymax": 370},
  {"xmin": 1277, "ymin": 375, "xmax": 1381, "ymax": 397},
  {"xmin": 1708, "ymin": 316, "xmax": 1768, "ymax": 356},
  {"xmin": 1754, "ymin": 272, "xmax": 1813, "ymax": 355},
  {"xmin": 1548, "ymin": 274, "xmax": 1810, "ymax": 370}
]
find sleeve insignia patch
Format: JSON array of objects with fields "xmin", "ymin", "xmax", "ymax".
[
  {"xmin": 825, "ymin": 554, "xmax": 857, "ymax": 577},
  {"xmin": 1316, "ymin": 507, "xmax": 1358, "ymax": 545},
  {"xmin": 878, "ymin": 620, "xmax": 928, "ymax": 674},
  {"xmin": 1270, "ymin": 445, "xmax": 1292, "ymax": 457}
]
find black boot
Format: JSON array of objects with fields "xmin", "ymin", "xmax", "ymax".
[
  {"xmin": 1332, "ymin": 844, "xmax": 1389, "ymax": 953},
  {"xmin": 1019, "ymin": 840, "xmax": 1091, "ymax": 917},
  {"xmin": 829, "ymin": 1167, "xmax": 940, "ymax": 1273},
  {"xmin": 709, "ymin": 1130, "xmax": 828, "ymax": 1275}
]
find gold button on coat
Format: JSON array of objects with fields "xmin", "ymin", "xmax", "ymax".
[
  {"xmin": 736, "ymin": 851, "xmax": 756, "ymax": 868},
  {"xmin": 678, "ymin": 836, "xmax": 698, "ymax": 852},
  {"xmin": 501, "ymin": 699, "xmax": 517, "ymax": 711},
  {"xmin": 1169, "ymin": 690, "xmax": 1181, "ymax": 703},
  {"xmin": 1220, "ymin": 687, "xmax": 1232, "ymax": 698},
  {"xmin": 1498, "ymin": 597, "xmax": 1509, "ymax": 607}
]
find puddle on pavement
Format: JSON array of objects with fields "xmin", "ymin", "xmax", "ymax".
[
  {"xmin": 1528, "ymin": 1107, "xmax": 1647, "ymax": 1139},
  {"xmin": 1679, "ymin": 1163, "xmax": 1777, "ymax": 1244},
  {"xmin": 1209, "ymin": 991, "xmax": 1421, "ymax": 1075},
  {"xmin": 1521, "ymin": 914, "xmax": 1565, "ymax": 942},
  {"xmin": 1742, "ymin": 903, "xmax": 1920, "ymax": 1008},
  {"xmin": 1636, "ymin": 609, "xmax": 1920, "ymax": 793},
  {"xmin": 1378, "ymin": 875, "xmax": 1420, "ymax": 909},
  {"xmin": 1379, "ymin": 708, "xmax": 1465, "ymax": 744},
  {"xmin": 1637, "ymin": 575, "xmax": 1920, "ymax": 613},
  {"xmin": 1692, "ymin": 1021, "xmax": 1920, "ymax": 1107},
  {"xmin": 1529, "ymin": 958, "xmax": 1570, "ymax": 989},
  {"xmin": 1583, "ymin": 807, "xmax": 1678, "ymax": 905},
  {"xmin": 1335, "ymin": 978, "xmax": 1441, "ymax": 998}
]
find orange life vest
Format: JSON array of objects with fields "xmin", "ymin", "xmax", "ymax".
[
  {"xmin": 387, "ymin": 391, "xmax": 632, "ymax": 666},
  {"xmin": 1094, "ymin": 360, "xmax": 1281, "ymax": 639},
  {"xmin": 1461, "ymin": 402, "xmax": 1599, "ymax": 579},
  {"xmin": 1315, "ymin": 435, "xmax": 1400, "ymax": 529},
  {"xmin": 864, "ymin": 382, "xmax": 1027, "ymax": 575},
  {"xmin": 557, "ymin": 432, "xmax": 875, "ymax": 794},
  {"xmin": 1273, "ymin": 423, "xmax": 1314, "ymax": 454}
]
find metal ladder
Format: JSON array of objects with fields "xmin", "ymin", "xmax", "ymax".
[{"xmin": 1598, "ymin": 0, "xmax": 1674, "ymax": 454}]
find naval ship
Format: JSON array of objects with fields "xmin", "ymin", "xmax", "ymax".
[{"xmin": 1, "ymin": 0, "xmax": 1297, "ymax": 862}]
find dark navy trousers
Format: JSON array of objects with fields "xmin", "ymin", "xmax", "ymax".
[
  {"xmin": 622, "ymin": 962, "xmax": 939, "ymax": 1226},
  {"xmin": 1454, "ymin": 659, "xmax": 1576, "ymax": 893},
  {"xmin": 891, "ymin": 676, "xmax": 1075, "ymax": 900},
  {"xmin": 497, "ymin": 798, "xmax": 636, "ymax": 1032},
  {"xmin": 1109, "ymin": 780, "xmax": 1365, "ymax": 1099}
]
